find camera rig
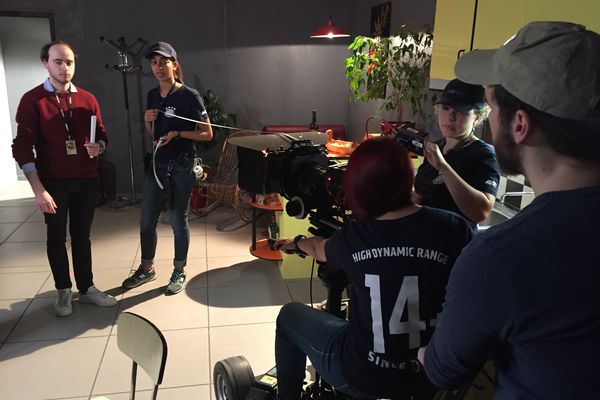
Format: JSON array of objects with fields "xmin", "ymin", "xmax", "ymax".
[
  {"xmin": 231, "ymin": 131, "xmax": 350, "ymax": 319},
  {"xmin": 215, "ymin": 129, "xmax": 446, "ymax": 400},
  {"xmin": 381, "ymin": 120, "xmax": 429, "ymax": 156},
  {"xmin": 231, "ymin": 132, "xmax": 349, "ymax": 239}
]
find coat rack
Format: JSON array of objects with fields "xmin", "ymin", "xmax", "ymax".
[{"xmin": 101, "ymin": 36, "xmax": 144, "ymax": 208}]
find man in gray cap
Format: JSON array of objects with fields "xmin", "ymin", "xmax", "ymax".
[{"xmin": 418, "ymin": 21, "xmax": 600, "ymax": 398}]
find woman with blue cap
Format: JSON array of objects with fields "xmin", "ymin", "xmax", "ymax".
[
  {"xmin": 413, "ymin": 79, "xmax": 500, "ymax": 233},
  {"xmin": 122, "ymin": 41, "xmax": 213, "ymax": 295}
]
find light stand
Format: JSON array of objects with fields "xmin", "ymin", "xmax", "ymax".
[{"xmin": 101, "ymin": 36, "xmax": 144, "ymax": 208}]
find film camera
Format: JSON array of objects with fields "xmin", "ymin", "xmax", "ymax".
[{"xmin": 230, "ymin": 131, "xmax": 349, "ymax": 238}]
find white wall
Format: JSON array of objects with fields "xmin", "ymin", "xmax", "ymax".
[
  {"xmin": 0, "ymin": 40, "xmax": 17, "ymax": 192},
  {"xmin": 0, "ymin": 16, "xmax": 52, "ymax": 181}
]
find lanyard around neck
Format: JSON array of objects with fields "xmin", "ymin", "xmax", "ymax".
[{"xmin": 54, "ymin": 85, "xmax": 73, "ymax": 139}]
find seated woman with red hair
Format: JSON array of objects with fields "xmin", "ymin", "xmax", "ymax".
[{"xmin": 274, "ymin": 137, "xmax": 473, "ymax": 400}]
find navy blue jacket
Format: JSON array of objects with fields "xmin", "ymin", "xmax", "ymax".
[{"xmin": 424, "ymin": 185, "xmax": 600, "ymax": 399}]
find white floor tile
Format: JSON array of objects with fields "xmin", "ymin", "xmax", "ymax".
[
  {"xmin": 121, "ymin": 258, "xmax": 207, "ymax": 294},
  {"xmin": 92, "ymin": 384, "xmax": 211, "ymax": 400},
  {"xmin": 94, "ymin": 328, "xmax": 210, "ymax": 394},
  {"xmin": 206, "ymin": 233, "xmax": 253, "ymax": 257},
  {"xmin": 36, "ymin": 266, "xmax": 131, "ymax": 299},
  {"xmin": 0, "ymin": 265, "xmax": 50, "ymax": 273},
  {"xmin": 208, "ymin": 283, "xmax": 290, "ymax": 326},
  {"xmin": 92, "ymin": 237, "xmax": 140, "ymax": 263},
  {"xmin": 153, "ymin": 234, "xmax": 207, "ymax": 260},
  {"xmin": 0, "ymin": 336, "xmax": 109, "ymax": 399},
  {"xmin": 0, "ymin": 271, "xmax": 50, "ymax": 299},
  {"xmin": 6, "ymin": 297, "xmax": 119, "ymax": 342},
  {"xmin": 0, "ymin": 242, "xmax": 52, "ymax": 267},
  {"xmin": 25, "ymin": 209, "xmax": 45, "ymax": 222},
  {"xmin": 0, "ymin": 206, "xmax": 36, "ymax": 223},
  {"xmin": 210, "ymin": 322, "xmax": 277, "ymax": 380},
  {"xmin": 120, "ymin": 286, "xmax": 208, "ymax": 331},
  {"xmin": 207, "ymin": 258, "xmax": 282, "ymax": 287},
  {"xmin": 286, "ymin": 278, "xmax": 330, "ymax": 305},
  {"xmin": 0, "ymin": 223, "xmax": 20, "ymax": 243},
  {"xmin": 4, "ymin": 222, "xmax": 48, "ymax": 242},
  {"xmin": 0, "ymin": 299, "xmax": 32, "ymax": 343},
  {"xmin": 0, "ymin": 182, "xmax": 292, "ymax": 400}
]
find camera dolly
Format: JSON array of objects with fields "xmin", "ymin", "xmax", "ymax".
[{"xmin": 213, "ymin": 262, "xmax": 350, "ymax": 400}]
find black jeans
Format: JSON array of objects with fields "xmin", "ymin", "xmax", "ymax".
[{"xmin": 43, "ymin": 178, "xmax": 98, "ymax": 292}]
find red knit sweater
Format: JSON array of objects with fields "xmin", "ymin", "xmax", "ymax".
[{"xmin": 12, "ymin": 83, "xmax": 108, "ymax": 179}]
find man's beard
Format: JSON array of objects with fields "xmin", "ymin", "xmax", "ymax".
[{"xmin": 494, "ymin": 122, "xmax": 523, "ymax": 176}]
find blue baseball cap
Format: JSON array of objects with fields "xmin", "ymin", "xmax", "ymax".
[
  {"xmin": 435, "ymin": 79, "xmax": 485, "ymax": 113},
  {"xmin": 145, "ymin": 42, "xmax": 177, "ymax": 61}
]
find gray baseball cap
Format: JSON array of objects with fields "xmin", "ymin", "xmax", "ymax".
[{"xmin": 455, "ymin": 21, "xmax": 600, "ymax": 120}]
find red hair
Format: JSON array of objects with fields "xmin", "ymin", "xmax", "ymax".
[{"xmin": 343, "ymin": 137, "xmax": 414, "ymax": 219}]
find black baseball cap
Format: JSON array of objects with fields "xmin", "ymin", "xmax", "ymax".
[
  {"xmin": 435, "ymin": 79, "xmax": 485, "ymax": 113},
  {"xmin": 145, "ymin": 42, "xmax": 177, "ymax": 61}
]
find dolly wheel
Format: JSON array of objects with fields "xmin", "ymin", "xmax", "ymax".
[{"xmin": 214, "ymin": 356, "xmax": 256, "ymax": 400}]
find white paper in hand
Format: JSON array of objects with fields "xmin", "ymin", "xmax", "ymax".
[
  {"xmin": 89, "ymin": 115, "xmax": 97, "ymax": 158},
  {"xmin": 90, "ymin": 115, "xmax": 97, "ymax": 143}
]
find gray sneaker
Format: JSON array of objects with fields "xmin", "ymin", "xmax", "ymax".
[
  {"xmin": 122, "ymin": 265, "xmax": 156, "ymax": 289},
  {"xmin": 55, "ymin": 288, "xmax": 73, "ymax": 317},
  {"xmin": 165, "ymin": 270, "xmax": 186, "ymax": 295}
]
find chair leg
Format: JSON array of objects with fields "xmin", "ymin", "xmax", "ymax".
[
  {"xmin": 152, "ymin": 384, "xmax": 160, "ymax": 400},
  {"xmin": 130, "ymin": 362, "xmax": 138, "ymax": 400}
]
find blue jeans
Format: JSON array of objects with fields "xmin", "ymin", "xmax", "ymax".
[
  {"xmin": 140, "ymin": 155, "xmax": 195, "ymax": 269},
  {"xmin": 43, "ymin": 178, "xmax": 98, "ymax": 291},
  {"xmin": 275, "ymin": 302, "xmax": 372, "ymax": 400}
]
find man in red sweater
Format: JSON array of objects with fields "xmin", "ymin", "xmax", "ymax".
[{"xmin": 12, "ymin": 40, "xmax": 117, "ymax": 317}]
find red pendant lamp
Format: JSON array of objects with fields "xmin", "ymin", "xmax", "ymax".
[
  {"xmin": 311, "ymin": 18, "xmax": 350, "ymax": 39},
  {"xmin": 311, "ymin": 0, "xmax": 349, "ymax": 39}
]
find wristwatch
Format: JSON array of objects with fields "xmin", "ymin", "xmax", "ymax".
[{"xmin": 293, "ymin": 234, "xmax": 308, "ymax": 257}]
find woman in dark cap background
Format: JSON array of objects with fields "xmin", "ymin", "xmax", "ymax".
[
  {"xmin": 413, "ymin": 79, "xmax": 500, "ymax": 232},
  {"xmin": 122, "ymin": 41, "xmax": 213, "ymax": 295}
]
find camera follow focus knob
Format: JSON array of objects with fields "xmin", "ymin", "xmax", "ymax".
[{"xmin": 286, "ymin": 196, "xmax": 306, "ymax": 219}]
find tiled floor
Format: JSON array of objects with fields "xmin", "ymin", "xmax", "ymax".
[{"xmin": 0, "ymin": 181, "xmax": 326, "ymax": 400}]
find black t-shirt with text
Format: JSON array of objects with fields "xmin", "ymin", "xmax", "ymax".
[
  {"xmin": 324, "ymin": 206, "xmax": 473, "ymax": 398},
  {"xmin": 147, "ymin": 84, "xmax": 208, "ymax": 163}
]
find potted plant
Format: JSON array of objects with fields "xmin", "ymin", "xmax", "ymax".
[
  {"xmin": 345, "ymin": 25, "xmax": 434, "ymax": 119},
  {"xmin": 197, "ymin": 89, "xmax": 237, "ymax": 166}
]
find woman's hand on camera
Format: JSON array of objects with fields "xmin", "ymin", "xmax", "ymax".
[
  {"xmin": 424, "ymin": 141, "xmax": 447, "ymax": 170},
  {"xmin": 145, "ymin": 109, "xmax": 159, "ymax": 123}
]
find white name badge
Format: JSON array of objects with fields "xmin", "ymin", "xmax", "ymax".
[{"xmin": 65, "ymin": 140, "xmax": 77, "ymax": 155}]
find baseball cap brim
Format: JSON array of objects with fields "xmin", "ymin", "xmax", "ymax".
[
  {"xmin": 145, "ymin": 50, "xmax": 175, "ymax": 59},
  {"xmin": 434, "ymin": 97, "xmax": 481, "ymax": 113},
  {"xmin": 454, "ymin": 49, "xmax": 499, "ymax": 86}
]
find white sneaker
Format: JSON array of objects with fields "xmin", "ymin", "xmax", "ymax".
[
  {"xmin": 79, "ymin": 285, "xmax": 117, "ymax": 307},
  {"xmin": 55, "ymin": 288, "xmax": 73, "ymax": 317}
]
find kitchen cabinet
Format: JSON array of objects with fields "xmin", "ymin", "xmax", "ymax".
[
  {"xmin": 429, "ymin": 0, "xmax": 476, "ymax": 88},
  {"xmin": 430, "ymin": 0, "xmax": 600, "ymax": 89}
]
